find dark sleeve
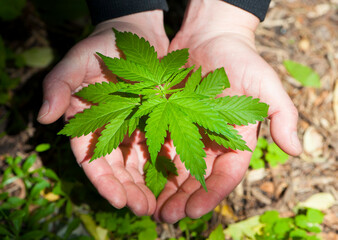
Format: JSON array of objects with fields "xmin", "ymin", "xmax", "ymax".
[
  {"xmin": 86, "ymin": 0, "xmax": 169, "ymax": 25},
  {"xmin": 223, "ymin": 0, "xmax": 271, "ymax": 21}
]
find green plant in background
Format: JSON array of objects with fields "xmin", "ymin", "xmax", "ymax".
[
  {"xmin": 256, "ymin": 208, "xmax": 324, "ymax": 240},
  {"xmin": 0, "ymin": 0, "xmax": 26, "ymax": 21},
  {"xmin": 283, "ymin": 60, "xmax": 321, "ymax": 88},
  {"xmin": 93, "ymin": 212, "xmax": 157, "ymax": 240},
  {"xmin": 169, "ymin": 212, "xmax": 213, "ymax": 240},
  {"xmin": 249, "ymin": 137, "xmax": 289, "ymax": 169},
  {"xmin": 223, "ymin": 208, "xmax": 325, "ymax": 240},
  {"xmin": 59, "ymin": 29, "xmax": 269, "ymax": 195},
  {"xmin": 0, "ymin": 36, "xmax": 22, "ymax": 105},
  {"xmin": 207, "ymin": 224, "xmax": 225, "ymax": 240},
  {"xmin": 0, "ymin": 144, "xmax": 222, "ymax": 240},
  {"xmin": 0, "ymin": 144, "xmax": 87, "ymax": 240}
]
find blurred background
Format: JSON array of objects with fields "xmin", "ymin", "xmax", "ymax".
[{"xmin": 0, "ymin": 0, "xmax": 337, "ymax": 239}]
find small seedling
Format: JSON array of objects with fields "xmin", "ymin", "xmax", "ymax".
[
  {"xmin": 283, "ymin": 60, "xmax": 320, "ymax": 88},
  {"xmin": 59, "ymin": 29, "xmax": 269, "ymax": 194},
  {"xmin": 256, "ymin": 208, "xmax": 324, "ymax": 240},
  {"xmin": 250, "ymin": 137, "xmax": 289, "ymax": 169}
]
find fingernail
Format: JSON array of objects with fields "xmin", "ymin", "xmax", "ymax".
[
  {"xmin": 37, "ymin": 100, "xmax": 49, "ymax": 120},
  {"xmin": 291, "ymin": 131, "xmax": 302, "ymax": 153}
]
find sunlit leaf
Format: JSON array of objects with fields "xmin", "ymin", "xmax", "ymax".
[
  {"xmin": 35, "ymin": 143, "xmax": 51, "ymax": 152},
  {"xmin": 284, "ymin": 60, "xmax": 320, "ymax": 88},
  {"xmin": 21, "ymin": 47, "xmax": 54, "ymax": 68}
]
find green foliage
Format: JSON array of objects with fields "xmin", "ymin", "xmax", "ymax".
[
  {"xmin": 144, "ymin": 156, "xmax": 177, "ymax": 197},
  {"xmin": 20, "ymin": 47, "xmax": 54, "ymax": 68},
  {"xmin": 0, "ymin": 0, "xmax": 26, "ymax": 21},
  {"xmin": 224, "ymin": 215, "xmax": 262, "ymax": 240},
  {"xmin": 224, "ymin": 208, "xmax": 325, "ymax": 240},
  {"xmin": 0, "ymin": 151, "xmax": 84, "ymax": 239},
  {"xmin": 35, "ymin": 143, "xmax": 51, "ymax": 152},
  {"xmin": 283, "ymin": 60, "xmax": 320, "ymax": 88},
  {"xmin": 59, "ymin": 29, "xmax": 269, "ymax": 194},
  {"xmin": 256, "ymin": 208, "xmax": 324, "ymax": 240},
  {"xmin": 93, "ymin": 211, "xmax": 157, "ymax": 240},
  {"xmin": 178, "ymin": 212, "xmax": 213, "ymax": 239},
  {"xmin": 249, "ymin": 137, "xmax": 289, "ymax": 169},
  {"xmin": 0, "ymin": 36, "xmax": 21, "ymax": 105},
  {"xmin": 207, "ymin": 224, "xmax": 225, "ymax": 240}
]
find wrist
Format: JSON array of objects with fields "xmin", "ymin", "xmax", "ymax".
[
  {"xmin": 92, "ymin": 10, "xmax": 167, "ymax": 39},
  {"xmin": 178, "ymin": 0, "xmax": 259, "ymax": 40}
]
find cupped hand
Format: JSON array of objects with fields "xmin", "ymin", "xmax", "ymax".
[
  {"xmin": 154, "ymin": 0, "xmax": 302, "ymax": 223},
  {"xmin": 37, "ymin": 11, "xmax": 169, "ymax": 216}
]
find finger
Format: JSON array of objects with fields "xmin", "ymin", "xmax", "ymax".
[
  {"xmin": 185, "ymin": 124, "xmax": 257, "ymax": 219},
  {"xmin": 186, "ymin": 150, "xmax": 251, "ymax": 219},
  {"xmin": 157, "ymin": 153, "xmax": 215, "ymax": 223},
  {"xmin": 159, "ymin": 176, "xmax": 201, "ymax": 223},
  {"xmin": 37, "ymin": 54, "xmax": 87, "ymax": 124},
  {"xmin": 269, "ymin": 102, "xmax": 302, "ymax": 156},
  {"xmin": 260, "ymin": 75, "xmax": 302, "ymax": 156},
  {"xmin": 117, "ymin": 141, "xmax": 157, "ymax": 216},
  {"xmin": 70, "ymin": 134, "xmax": 128, "ymax": 208},
  {"xmin": 153, "ymin": 155, "xmax": 190, "ymax": 222}
]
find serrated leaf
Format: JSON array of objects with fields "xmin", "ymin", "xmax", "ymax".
[
  {"xmin": 167, "ymin": 102, "xmax": 207, "ymax": 190},
  {"xmin": 75, "ymin": 81, "xmax": 135, "ymax": 103},
  {"xmin": 145, "ymin": 101, "xmax": 169, "ymax": 163},
  {"xmin": 165, "ymin": 66, "xmax": 194, "ymax": 89},
  {"xmin": 156, "ymin": 156, "xmax": 177, "ymax": 176},
  {"xmin": 158, "ymin": 48, "xmax": 189, "ymax": 81},
  {"xmin": 170, "ymin": 91, "xmax": 237, "ymax": 139},
  {"xmin": 207, "ymin": 126, "xmax": 251, "ymax": 152},
  {"xmin": 145, "ymin": 162, "xmax": 168, "ymax": 197},
  {"xmin": 118, "ymin": 81, "xmax": 156, "ymax": 95},
  {"xmin": 97, "ymin": 53, "xmax": 157, "ymax": 84},
  {"xmin": 128, "ymin": 117, "xmax": 139, "ymax": 137},
  {"xmin": 195, "ymin": 67, "xmax": 229, "ymax": 97},
  {"xmin": 185, "ymin": 66, "xmax": 202, "ymax": 92},
  {"xmin": 283, "ymin": 60, "xmax": 320, "ymax": 88},
  {"xmin": 133, "ymin": 97, "xmax": 166, "ymax": 118},
  {"xmin": 212, "ymin": 95, "xmax": 269, "ymax": 125},
  {"xmin": 91, "ymin": 109, "xmax": 132, "ymax": 160},
  {"xmin": 113, "ymin": 29, "xmax": 161, "ymax": 79},
  {"xmin": 58, "ymin": 102, "xmax": 136, "ymax": 138}
]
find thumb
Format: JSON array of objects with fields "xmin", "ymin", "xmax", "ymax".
[
  {"xmin": 37, "ymin": 52, "xmax": 87, "ymax": 124},
  {"xmin": 263, "ymin": 78, "xmax": 302, "ymax": 156}
]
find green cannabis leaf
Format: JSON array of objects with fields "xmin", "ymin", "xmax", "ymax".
[{"xmin": 58, "ymin": 28, "xmax": 269, "ymax": 194}]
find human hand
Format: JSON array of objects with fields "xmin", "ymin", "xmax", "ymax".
[
  {"xmin": 154, "ymin": 0, "xmax": 302, "ymax": 223},
  {"xmin": 37, "ymin": 11, "xmax": 169, "ymax": 216}
]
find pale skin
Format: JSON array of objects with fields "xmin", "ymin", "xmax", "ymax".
[{"xmin": 38, "ymin": 0, "xmax": 302, "ymax": 223}]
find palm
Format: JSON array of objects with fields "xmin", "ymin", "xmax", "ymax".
[
  {"xmin": 154, "ymin": 33, "xmax": 296, "ymax": 223},
  {"xmin": 41, "ymin": 25, "xmax": 169, "ymax": 216}
]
